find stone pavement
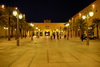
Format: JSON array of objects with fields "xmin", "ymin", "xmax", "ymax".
[{"xmin": 0, "ymin": 36, "xmax": 100, "ymax": 67}]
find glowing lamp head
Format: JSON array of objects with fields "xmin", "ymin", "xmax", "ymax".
[
  {"xmin": 36, "ymin": 27, "xmax": 38, "ymax": 29},
  {"xmin": 56, "ymin": 29, "xmax": 58, "ymax": 31},
  {"xmin": 92, "ymin": 4, "xmax": 95, "ymax": 8},
  {"xmin": 89, "ymin": 11, "xmax": 94, "ymax": 17},
  {"xmin": 30, "ymin": 23, "xmax": 34, "ymax": 27},
  {"xmin": 1, "ymin": 5, "xmax": 5, "ymax": 9},
  {"xmin": 82, "ymin": 15, "xmax": 86, "ymax": 19},
  {"xmin": 13, "ymin": 11, "xmax": 17, "ymax": 16},
  {"xmin": 19, "ymin": 14, "xmax": 23, "ymax": 19},
  {"xmin": 66, "ymin": 23, "xmax": 70, "ymax": 27}
]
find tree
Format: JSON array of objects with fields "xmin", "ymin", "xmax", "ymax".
[
  {"xmin": 10, "ymin": 16, "xmax": 17, "ymax": 38},
  {"xmin": 5, "ymin": 6, "xmax": 14, "ymax": 41},
  {"xmin": 73, "ymin": 22, "xmax": 79, "ymax": 37},
  {"xmin": 0, "ymin": 7, "xmax": 9, "ymax": 38},
  {"xmin": 21, "ymin": 21, "xmax": 28, "ymax": 38},
  {"xmin": 0, "ymin": 6, "xmax": 15, "ymax": 40},
  {"xmin": 0, "ymin": 8, "xmax": 8, "ymax": 26},
  {"xmin": 76, "ymin": 19, "xmax": 87, "ymax": 37},
  {"xmin": 92, "ymin": 18, "xmax": 100, "ymax": 38}
]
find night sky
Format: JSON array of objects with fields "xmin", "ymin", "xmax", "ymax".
[{"xmin": 0, "ymin": 0, "xmax": 95, "ymax": 22}]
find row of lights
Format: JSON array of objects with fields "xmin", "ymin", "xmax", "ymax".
[
  {"xmin": 3, "ymin": 27, "xmax": 16, "ymax": 30},
  {"xmin": 30, "ymin": 23, "xmax": 40, "ymax": 31},
  {"xmin": 69, "ymin": 4, "xmax": 95, "ymax": 21},
  {"xmin": 13, "ymin": 10, "xmax": 23, "ymax": 19},
  {"xmin": 67, "ymin": 4, "xmax": 95, "ymax": 31},
  {"xmin": 70, "ymin": 11, "xmax": 94, "ymax": 21},
  {"xmin": 1, "ymin": 5, "xmax": 23, "ymax": 19},
  {"xmin": 30, "ymin": 24, "xmax": 63, "ymax": 32},
  {"xmin": 3, "ymin": 27, "xmax": 8, "ymax": 29},
  {"xmin": 30, "ymin": 23, "xmax": 64, "ymax": 32},
  {"xmin": 82, "ymin": 11, "xmax": 94, "ymax": 19}
]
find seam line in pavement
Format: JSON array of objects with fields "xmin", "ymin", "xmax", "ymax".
[
  {"xmin": 75, "ymin": 49, "xmax": 100, "ymax": 63},
  {"xmin": 28, "ymin": 50, "xmax": 38, "ymax": 67},
  {"xmin": 47, "ymin": 50, "xmax": 49, "ymax": 63},
  {"xmin": 8, "ymin": 49, "xmax": 29, "ymax": 67}
]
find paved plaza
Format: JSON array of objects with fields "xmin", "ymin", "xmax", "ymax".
[{"xmin": 0, "ymin": 36, "xmax": 100, "ymax": 67}]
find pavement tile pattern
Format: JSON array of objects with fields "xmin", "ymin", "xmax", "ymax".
[{"xmin": 0, "ymin": 37, "xmax": 100, "ymax": 67}]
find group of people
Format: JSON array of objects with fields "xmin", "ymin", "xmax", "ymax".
[
  {"xmin": 50, "ymin": 33, "xmax": 85, "ymax": 41},
  {"xmin": 50, "ymin": 33, "xmax": 61, "ymax": 40},
  {"xmin": 50, "ymin": 33, "xmax": 67, "ymax": 40}
]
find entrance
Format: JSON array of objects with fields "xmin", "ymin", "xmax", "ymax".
[
  {"xmin": 45, "ymin": 31, "xmax": 50, "ymax": 36},
  {"xmin": 40, "ymin": 32, "xmax": 43, "ymax": 36}
]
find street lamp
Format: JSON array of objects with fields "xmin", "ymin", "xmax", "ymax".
[
  {"xmin": 89, "ymin": 11, "xmax": 94, "ymax": 17},
  {"xmin": 66, "ymin": 23, "xmax": 70, "ymax": 40},
  {"xmin": 13, "ymin": 10, "xmax": 23, "ymax": 46},
  {"xmin": 82, "ymin": 11, "xmax": 94, "ymax": 45},
  {"xmin": 82, "ymin": 15, "xmax": 86, "ymax": 20}
]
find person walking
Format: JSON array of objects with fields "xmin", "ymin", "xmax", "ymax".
[
  {"xmin": 57, "ymin": 34, "xmax": 59, "ymax": 40},
  {"xmin": 81, "ymin": 34, "xmax": 84, "ymax": 41},
  {"xmin": 53, "ymin": 33, "xmax": 55, "ymax": 39},
  {"xmin": 50, "ymin": 36, "xmax": 52, "ymax": 40},
  {"xmin": 64, "ymin": 35, "xmax": 66, "ymax": 39}
]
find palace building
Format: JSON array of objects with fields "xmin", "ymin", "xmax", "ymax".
[{"xmin": 28, "ymin": 20, "xmax": 65, "ymax": 37}]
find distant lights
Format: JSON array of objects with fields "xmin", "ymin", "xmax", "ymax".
[
  {"xmin": 66, "ymin": 23, "xmax": 70, "ymax": 27},
  {"xmin": 4, "ymin": 27, "xmax": 8, "ymax": 29},
  {"xmin": 36, "ymin": 27, "xmax": 38, "ymax": 29},
  {"xmin": 56, "ymin": 29, "xmax": 58, "ymax": 31},
  {"xmin": 82, "ymin": 15, "xmax": 86, "ymax": 19},
  {"xmin": 38, "ymin": 29, "xmax": 40, "ymax": 31},
  {"xmin": 79, "ymin": 13, "xmax": 81, "ymax": 16},
  {"xmin": 69, "ymin": 20, "xmax": 71, "ymax": 22},
  {"xmin": 88, "ymin": 27, "xmax": 92, "ymax": 30},
  {"xmin": 30, "ymin": 23, "xmax": 34, "ymax": 27},
  {"xmin": 92, "ymin": 4, "xmax": 95, "ymax": 8},
  {"xmin": 15, "ymin": 7, "xmax": 18, "ymax": 9},
  {"xmin": 2, "ymin": 5, "xmax": 4, "ymax": 8},
  {"xmin": 53, "ymin": 30, "xmax": 55, "ymax": 32}
]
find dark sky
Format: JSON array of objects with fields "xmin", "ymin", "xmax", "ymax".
[{"xmin": 0, "ymin": 0, "xmax": 95, "ymax": 22}]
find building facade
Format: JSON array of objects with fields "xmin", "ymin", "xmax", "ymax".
[
  {"xmin": 69, "ymin": 0, "xmax": 100, "ymax": 38},
  {"xmin": 28, "ymin": 20, "xmax": 65, "ymax": 37}
]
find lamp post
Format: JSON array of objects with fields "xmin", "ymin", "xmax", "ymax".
[
  {"xmin": 30, "ymin": 23, "xmax": 34, "ymax": 41},
  {"xmin": 82, "ymin": 11, "xmax": 94, "ymax": 45},
  {"xmin": 66, "ymin": 23, "xmax": 70, "ymax": 40},
  {"xmin": 13, "ymin": 9, "xmax": 23, "ymax": 46}
]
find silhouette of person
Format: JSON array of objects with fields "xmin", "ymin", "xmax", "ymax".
[{"xmin": 81, "ymin": 34, "xmax": 84, "ymax": 41}]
